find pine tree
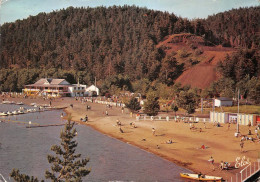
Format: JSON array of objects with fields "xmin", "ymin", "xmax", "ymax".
[
  {"xmin": 125, "ymin": 97, "xmax": 141, "ymax": 112},
  {"xmin": 10, "ymin": 169, "xmax": 43, "ymax": 182},
  {"xmin": 45, "ymin": 116, "xmax": 91, "ymax": 181},
  {"xmin": 171, "ymin": 103, "xmax": 178, "ymax": 116},
  {"xmin": 10, "ymin": 117, "xmax": 90, "ymax": 182},
  {"xmin": 176, "ymin": 90, "xmax": 197, "ymax": 115},
  {"xmin": 143, "ymin": 91, "xmax": 160, "ymax": 116}
]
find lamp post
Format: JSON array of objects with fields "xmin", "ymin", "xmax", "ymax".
[
  {"xmin": 236, "ymin": 89, "xmax": 240, "ymax": 136},
  {"xmin": 212, "ymin": 98, "xmax": 215, "ymax": 123}
]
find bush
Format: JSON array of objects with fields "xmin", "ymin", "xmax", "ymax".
[{"xmin": 194, "ymin": 49, "xmax": 203, "ymax": 56}]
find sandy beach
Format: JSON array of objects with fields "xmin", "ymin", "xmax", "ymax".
[{"xmin": 2, "ymin": 96, "xmax": 260, "ymax": 181}]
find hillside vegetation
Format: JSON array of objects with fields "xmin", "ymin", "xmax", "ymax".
[{"xmin": 0, "ymin": 6, "xmax": 259, "ymax": 104}]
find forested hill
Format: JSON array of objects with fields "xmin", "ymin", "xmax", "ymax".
[{"xmin": 0, "ymin": 5, "xmax": 259, "ymax": 82}]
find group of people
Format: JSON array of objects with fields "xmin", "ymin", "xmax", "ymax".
[
  {"xmin": 130, "ymin": 122, "xmax": 137, "ymax": 128},
  {"xmin": 220, "ymin": 161, "xmax": 230, "ymax": 170},
  {"xmin": 166, "ymin": 139, "xmax": 173, "ymax": 144},
  {"xmin": 116, "ymin": 119, "xmax": 124, "ymax": 133},
  {"xmin": 80, "ymin": 115, "xmax": 88, "ymax": 122}
]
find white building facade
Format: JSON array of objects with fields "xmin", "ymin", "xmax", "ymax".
[
  {"xmin": 214, "ymin": 97, "xmax": 233, "ymax": 107},
  {"xmin": 85, "ymin": 85, "xmax": 99, "ymax": 96},
  {"xmin": 24, "ymin": 78, "xmax": 100, "ymax": 97},
  {"xmin": 210, "ymin": 111, "xmax": 258, "ymax": 126},
  {"xmin": 69, "ymin": 84, "xmax": 87, "ymax": 97}
]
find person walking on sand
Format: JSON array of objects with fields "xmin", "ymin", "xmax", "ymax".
[
  {"xmin": 240, "ymin": 141, "xmax": 244, "ymax": 152},
  {"xmin": 208, "ymin": 156, "xmax": 215, "ymax": 170},
  {"xmin": 152, "ymin": 128, "xmax": 156, "ymax": 136},
  {"xmin": 119, "ymin": 126, "xmax": 124, "ymax": 133}
]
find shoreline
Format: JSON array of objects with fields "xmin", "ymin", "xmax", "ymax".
[{"xmin": 2, "ymin": 96, "xmax": 259, "ymax": 180}]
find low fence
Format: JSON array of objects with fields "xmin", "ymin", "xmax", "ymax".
[
  {"xmin": 227, "ymin": 161, "xmax": 260, "ymax": 182},
  {"xmin": 85, "ymin": 98, "xmax": 125, "ymax": 107},
  {"xmin": 85, "ymin": 98, "xmax": 210, "ymax": 122},
  {"xmin": 136, "ymin": 115, "xmax": 210, "ymax": 122}
]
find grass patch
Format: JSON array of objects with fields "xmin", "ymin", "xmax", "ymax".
[
  {"xmin": 194, "ymin": 105, "xmax": 260, "ymax": 115},
  {"xmin": 214, "ymin": 105, "xmax": 260, "ymax": 114}
]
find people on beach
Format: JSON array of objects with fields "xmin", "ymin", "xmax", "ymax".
[
  {"xmin": 198, "ymin": 172, "xmax": 203, "ymax": 178},
  {"xmin": 228, "ymin": 122, "xmax": 230, "ymax": 130},
  {"xmin": 116, "ymin": 119, "xmax": 121, "ymax": 126},
  {"xmin": 208, "ymin": 156, "xmax": 215, "ymax": 170},
  {"xmin": 220, "ymin": 161, "xmax": 224, "ymax": 170},
  {"xmin": 220, "ymin": 161, "xmax": 230, "ymax": 170},
  {"xmin": 105, "ymin": 110, "xmax": 108, "ymax": 116},
  {"xmin": 166, "ymin": 139, "xmax": 173, "ymax": 144},
  {"xmin": 130, "ymin": 122, "xmax": 137, "ymax": 128},
  {"xmin": 240, "ymin": 141, "xmax": 244, "ymax": 152},
  {"xmin": 152, "ymin": 128, "xmax": 156, "ymax": 136},
  {"xmin": 216, "ymin": 122, "xmax": 221, "ymax": 127},
  {"xmin": 189, "ymin": 123, "xmax": 193, "ymax": 129},
  {"xmin": 119, "ymin": 126, "xmax": 124, "ymax": 133},
  {"xmin": 241, "ymin": 136, "xmax": 245, "ymax": 142},
  {"xmin": 248, "ymin": 129, "xmax": 252, "ymax": 135}
]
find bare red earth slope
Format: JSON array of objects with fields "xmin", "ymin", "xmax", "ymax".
[{"xmin": 157, "ymin": 34, "xmax": 234, "ymax": 89}]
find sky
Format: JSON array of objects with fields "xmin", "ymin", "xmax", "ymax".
[{"xmin": 0, "ymin": 0, "xmax": 259, "ymax": 24}]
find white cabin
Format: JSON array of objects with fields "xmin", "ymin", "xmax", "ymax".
[{"xmin": 214, "ymin": 97, "xmax": 233, "ymax": 107}]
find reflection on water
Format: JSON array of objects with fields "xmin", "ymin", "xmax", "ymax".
[{"xmin": 0, "ymin": 104, "xmax": 190, "ymax": 181}]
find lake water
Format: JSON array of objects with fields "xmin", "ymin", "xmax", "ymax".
[{"xmin": 0, "ymin": 104, "xmax": 191, "ymax": 182}]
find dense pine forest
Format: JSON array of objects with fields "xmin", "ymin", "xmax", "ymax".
[{"xmin": 0, "ymin": 5, "xmax": 259, "ymax": 103}]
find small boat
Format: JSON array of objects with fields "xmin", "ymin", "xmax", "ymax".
[
  {"xmin": 16, "ymin": 102, "xmax": 24, "ymax": 105},
  {"xmin": 30, "ymin": 103, "xmax": 36, "ymax": 106},
  {"xmin": 18, "ymin": 110, "xmax": 24, "ymax": 114},
  {"xmin": 180, "ymin": 173, "xmax": 222, "ymax": 181},
  {"xmin": 12, "ymin": 110, "xmax": 19, "ymax": 115},
  {"xmin": 0, "ymin": 112, "xmax": 8, "ymax": 116},
  {"xmin": 6, "ymin": 111, "xmax": 13, "ymax": 115},
  {"xmin": 2, "ymin": 101, "xmax": 11, "ymax": 104}
]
